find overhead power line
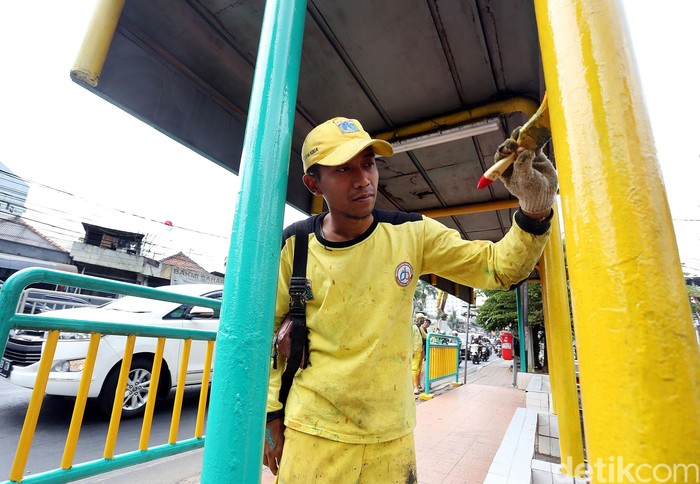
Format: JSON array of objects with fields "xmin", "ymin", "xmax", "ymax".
[
  {"xmin": 1, "ymin": 168, "xmax": 231, "ymax": 240},
  {"xmin": 1, "ymin": 168, "xmax": 232, "ymax": 267}
]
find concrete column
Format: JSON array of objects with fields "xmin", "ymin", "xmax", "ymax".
[
  {"xmin": 201, "ymin": 0, "xmax": 307, "ymax": 481},
  {"xmin": 541, "ymin": 206, "xmax": 585, "ymax": 476},
  {"xmin": 535, "ymin": 0, "xmax": 700, "ymax": 479}
]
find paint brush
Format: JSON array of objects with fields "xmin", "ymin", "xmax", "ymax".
[{"xmin": 477, "ymin": 94, "xmax": 551, "ymax": 189}]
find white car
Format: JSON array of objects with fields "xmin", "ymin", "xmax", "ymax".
[{"xmin": 1, "ymin": 284, "xmax": 223, "ymax": 418}]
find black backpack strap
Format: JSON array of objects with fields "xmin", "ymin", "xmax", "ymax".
[{"xmin": 278, "ymin": 220, "xmax": 310, "ymax": 408}]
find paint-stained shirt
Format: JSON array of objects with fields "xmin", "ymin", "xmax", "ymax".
[
  {"xmin": 412, "ymin": 325, "xmax": 423, "ymax": 354},
  {"xmin": 267, "ymin": 209, "xmax": 550, "ymax": 444}
]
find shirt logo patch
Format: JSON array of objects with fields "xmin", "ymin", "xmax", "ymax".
[
  {"xmin": 334, "ymin": 119, "xmax": 360, "ymax": 134},
  {"xmin": 394, "ymin": 262, "xmax": 414, "ymax": 287}
]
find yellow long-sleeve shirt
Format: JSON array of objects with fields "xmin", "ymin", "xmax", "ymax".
[
  {"xmin": 268, "ymin": 209, "xmax": 550, "ymax": 444},
  {"xmin": 412, "ymin": 325, "xmax": 423, "ymax": 354}
]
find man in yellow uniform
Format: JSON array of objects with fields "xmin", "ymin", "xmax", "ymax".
[
  {"xmin": 263, "ymin": 116, "xmax": 557, "ymax": 482},
  {"xmin": 411, "ymin": 313, "xmax": 426, "ymax": 394}
]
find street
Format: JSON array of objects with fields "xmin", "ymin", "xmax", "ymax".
[
  {"xmin": 419, "ymin": 355, "xmax": 505, "ymax": 400},
  {"xmin": 0, "ymin": 355, "xmax": 506, "ymax": 480},
  {"xmin": 459, "ymin": 353, "xmax": 506, "ymax": 382},
  {"xmin": 0, "ymin": 377, "xmax": 205, "ymax": 481}
]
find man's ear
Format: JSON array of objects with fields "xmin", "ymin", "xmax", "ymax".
[{"xmin": 303, "ymin": 173, "xmax": 322, "ymax": 195}]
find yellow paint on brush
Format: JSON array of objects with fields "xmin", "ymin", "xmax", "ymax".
[
  {"xmin": 10, "ymin": 330, "xmax": 60, "ymax": 482},
  {"xmin": 516, "ymin": 94, "xmax": 551, "ymax": 151},
  {"xmin": 62, "ymin": 333, "xmax": 102, "ymax": 469},
  {"xmin": 477, "ymin": 94, "xmax": 551, "ymax": 188}
]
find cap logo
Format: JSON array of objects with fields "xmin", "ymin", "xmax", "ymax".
[
  {"xmin": 303, "ymin": 147, "xmax": 318, "ymax": 162},
  {"xmin": 334, "ymin": 119, "xmax": 360, "ymax": 134}
]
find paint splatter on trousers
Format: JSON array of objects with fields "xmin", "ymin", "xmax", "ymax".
[{"xmin": 275, "ymin": 427, "xmax": 417, "ymax": 483}]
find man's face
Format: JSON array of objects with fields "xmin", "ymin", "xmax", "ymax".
[{"xmin": 305, "ymin": 147, "xmax": 379, "ymax": 221}]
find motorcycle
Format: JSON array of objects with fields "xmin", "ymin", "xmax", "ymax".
[
  {"xmin": 479, "ymin": 344, "xmax": 490, "ymax": 362},
  {"xmin": 469, "ymin": 344, "xmax": 480, "ymax": 365}
]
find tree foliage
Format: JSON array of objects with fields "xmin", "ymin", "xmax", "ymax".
[
  {"xmin": 476, "ymin": 284, "xmax": 544, "ymax": 333},
  {"xmin": 413, "ymin": 279, "xmax": 438, "ymax": 313}
]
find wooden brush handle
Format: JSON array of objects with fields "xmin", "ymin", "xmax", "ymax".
[
  {"xmin": 482, "ymin": 152, "xmax": 516, "ymax": 182},
  {"xmin": 478, "ymin": 94, "xmax": 550, "ymax": 189}
]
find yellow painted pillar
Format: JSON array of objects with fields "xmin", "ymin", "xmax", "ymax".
[
  {"xmin": 70, "ymin": 0, "xmax": 125, "ymax": 87},
  {"xmin": 311, "ymin": 194, "xmax": 325, "ymax": 215},
  {"xmin": 535, "ymin": 0, "xmax": 700, "ymax": 479},
  {"xmin": 539, "ymin": 264, "xmax": 557, "ymax": 400},
  {"xmin": 538, "ymin": 258, "xmax": 557, "ymax": 414},
  {"xmin": 541, "ymin": 206, "xmax": 585, "ymax": 476}
]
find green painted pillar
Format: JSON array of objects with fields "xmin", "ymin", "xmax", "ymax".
[
  {"xmin": 516, "ymin": 283, "xmax": 527, "ymax": 373},
  {"xmin": 201, "ymin": 0, "xmax": 307, "ymax": 482}
]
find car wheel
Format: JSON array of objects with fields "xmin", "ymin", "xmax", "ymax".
[{"xmin": 98, "ymin": 356, "xmax": 156, "ymax": 419}]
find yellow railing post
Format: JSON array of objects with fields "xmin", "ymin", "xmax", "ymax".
[
  {"xmin": 195, "ymin": 340, "xmax": 215, "ymax": 439},
  {"xmin": 9, "ymin": 331, "xmax": 60, "ymax": 482},
  {"xmin": 541, "ymin": 206, "xmax": 585, "ymax": 476},
  {"xmin": 139, "ymin": 337, "xmax": 166, "ymax": 451},
  {"xmin": 535, "ymin": 0, "xmax": 700, "ymax": 479},
  {"xmin": 61, "ymin": 332, "xmax": 102, "ymax": 469},
  {"xmin": 104, "ymin": 334, "xmax": 136, "ymax": 459}
]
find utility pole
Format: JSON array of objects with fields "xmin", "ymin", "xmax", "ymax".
[{"xmin": 462, "ymin": 302, "xmax": 475, "ymax": 384}]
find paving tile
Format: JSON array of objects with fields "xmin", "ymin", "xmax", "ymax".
[
  {"xmin": 449, "ymin": 460, "xmax": 491, "ymax": 482},
  {"xmin": 484, "ymin": 474, "xmax": 509, "ymax": 484},
  {"xmin": 412, "ymin": 361, "xmax": 529, "ymax": 483},
  {"xmin": 417, "ymin": 467, "xmax": 448, "ymax": 484},
  {"xmin": 441, "ymin": 476, "xmax": 471, "ymax": 484}
]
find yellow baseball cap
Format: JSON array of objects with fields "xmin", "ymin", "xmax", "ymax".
[{"xmin": 301, "ymin": 117, "xmax": 394, "ymax": 172}]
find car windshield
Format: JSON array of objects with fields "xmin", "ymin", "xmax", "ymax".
[{"xmin": 99, "ymin": 295, "xmax": 180, "ymax": 314}]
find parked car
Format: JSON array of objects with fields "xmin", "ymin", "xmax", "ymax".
[
  {"xmin": 20, "ymin": 290, "xmax": 94, "ymax": 314},
  {"xmin": 456, "ymin": 332, "xmax": 467, "ymax": 358},
  {"xmin": 1, "ymin": 284, "xmax": 223, "ymax": 418}
]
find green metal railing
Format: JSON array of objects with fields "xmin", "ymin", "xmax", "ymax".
[
  {"xmin": 421, "ymin": 333, "xmax": 461, "ymax": 398},
  {"xmin": 0, "ymin": 268, "xmax": 220, "ymax": 484}
]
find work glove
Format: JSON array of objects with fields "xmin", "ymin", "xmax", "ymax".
[{"xmin": 496, "ymin": 127, "xmax": 558, "ymax": 217}]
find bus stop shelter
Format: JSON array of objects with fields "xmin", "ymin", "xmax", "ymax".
[{"xmin": 69, "ymin": 0, "xmax": 699, "ymax": 481}]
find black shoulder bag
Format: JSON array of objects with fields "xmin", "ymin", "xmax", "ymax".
[{"xmin": 268, "ymin": 220, "xmax": 311, "ymax": 422}]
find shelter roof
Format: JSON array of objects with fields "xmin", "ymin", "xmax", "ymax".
[{"xmin": 73, "ymin": 0, "xmax": 547, "ymax": 301}]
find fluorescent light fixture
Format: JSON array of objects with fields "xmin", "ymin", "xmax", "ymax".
[{"xmin": 390, "ymin": 118, "xmax": 500, "ymax": 154}]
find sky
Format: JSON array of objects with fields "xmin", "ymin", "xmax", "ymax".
[{"xmin": 0, "ymin": 1, "xmax": 698, "ymax": 276}]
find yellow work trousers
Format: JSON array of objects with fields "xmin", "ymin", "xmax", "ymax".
[
  {"xmin": 276, "ymin": 427, "xmax": 417, "ymax": 483},
  {"xmin": 411, "ymin": 351, "xmax": 422, "ymax": 377}
]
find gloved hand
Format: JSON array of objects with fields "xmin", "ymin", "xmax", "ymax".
[{"xmin": 496, "ymin": 128, "xmax": 558, "ymax": 218}]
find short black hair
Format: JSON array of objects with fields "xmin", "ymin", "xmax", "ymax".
[{"xmin": 306, "ymin": 164, "xmax": 321, "ymax": 179}]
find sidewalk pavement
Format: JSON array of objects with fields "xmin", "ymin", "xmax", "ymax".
[
  {"xmin": 413, "ymin": 359, "xmax": 524, "ymax": 483},
  {"xmin": 89, "ymin": 359, "xmax": 524, "ymax": 484}
]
